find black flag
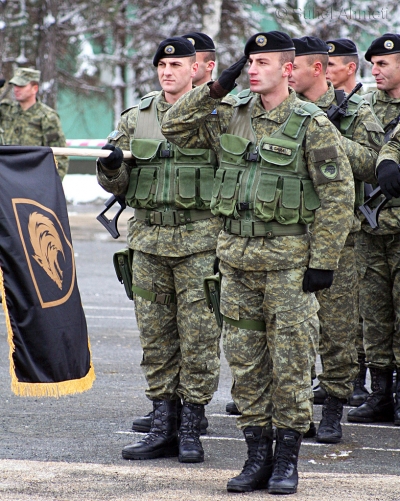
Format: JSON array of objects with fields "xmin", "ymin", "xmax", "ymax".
[{"xmin": 0, "ymin": 146, "xmax": 95, "ymax": 397}]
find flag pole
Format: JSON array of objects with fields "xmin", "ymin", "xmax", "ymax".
[{"xmin": 51, "ymin": 147, "xmax": 132, "ymax": 159}]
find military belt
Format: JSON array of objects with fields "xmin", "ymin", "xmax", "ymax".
[
  {"xmin": 135, "ymin": 209, "xmax": 214, "ymax": 226},
  {"xmin": 223, "ymin": 218, "xmax": 308, "ymax": 238}
]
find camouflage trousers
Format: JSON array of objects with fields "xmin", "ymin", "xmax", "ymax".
[
  {"xmin": 315, "ymin": 236, "xmax": 359, "ymax": 399},
  {"xmin": 219, "ymin": 261, "xmax": 319, "ymax": 435},
  {"xmin": 357, "ymin": 230, "xmax": 400, "ymax": 370},
  {"xmin": 132, "ymin": 249, "xmax": 221, "ymax": 405}
]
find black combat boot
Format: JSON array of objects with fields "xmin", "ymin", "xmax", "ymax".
[
  {"xmin": 132, "ymin": 400, "xmax": 209, "ymax": 434},
  {"xmin": 394, "ymin": 369, "xmax": 400, "ymax": 426},
  {"xmin": 316, "ymin": 395, "xmax": 346, "ymax": 443},
  {"xmin": 313, "ymin": 384, "xmax": 327, "ymax": 405},
  {"xmin": 122, "ymin": 399, "xmax": 178, "ymax": 460},
  {"xmin": 226, "ymin": 400, "xmax": 241, "ymax": 415},
  {"xmin": 347, "ymin": 368, "xmax": 394, "ymax": 423},
  {"xmin": 227, "ymin": 426, "xmax": 273, "ymax": 492},
  {"xmin": 268, "ymin": 428, "xmax": 302, "ymax": 495},
  {"xmin": 348, "ymin": 354, "xmax": 369, "ymax": 407},
  {"xmin": 178, "ymin": 401, "xmax": 205, "ymax": 463}
]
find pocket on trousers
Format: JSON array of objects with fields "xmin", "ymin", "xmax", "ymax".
[{"xmin": 275, "ymin": 294, "xmax": 319, "ymax": 330}]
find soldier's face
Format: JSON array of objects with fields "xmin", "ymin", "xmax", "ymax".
[
  {"xmin": 288, "ymin": 56, "xmax": 315, "ymax": 94},
  {"xmin": 326, "ymin": 57, "xmax": 352, "ymax": 89},
  {"xmin": 247, "ymin": 52, "xmax": 292, "ymax": 95},
  {"xmin": 157, "ymin": 57, "xmax": 198, "ymax": 99},
  {"xmin": 192, "ymin": 52, "xmax": 215, "ymax": 86},
  {"xmin": 371, "ymin": 54, "xmax": 400, "ymax": 93},
  {"xmin": 13, "ymin": 83, "xmax": 38, "ymax": 104}
]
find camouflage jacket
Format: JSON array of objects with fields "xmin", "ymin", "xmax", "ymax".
[
  {"xmin": 0, "ymin": 99, "xmax": 69, "ymax": 180},
  {"xmin": 297, "ymin": 82, "xmax": 384, "ymax": 234},
  {"xmin": 97, "ymin": 89, "xmax": 236, "ymax": 257},
  {"xmin": 361, "ymin": 90, "xmax": 400, "ymax": 235},
  {"xmin": 162, "ymin": 84, "xmax": 355, "ymax": 272}
]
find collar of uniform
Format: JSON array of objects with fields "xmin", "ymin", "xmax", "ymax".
[
  {"xmin": 297, "ymin": 81, "xmax": 334, "ymax": 110},
  {"xmin": 375, "ymin": 89, "xmax": 400, "ymax": 103},
  {"xmin": 158, "ymin": 92, "xmax": 172, "ymax": 112},
  {"xmin": 252, "ymin": 87, "xmax": 298, "ymax": 123}
]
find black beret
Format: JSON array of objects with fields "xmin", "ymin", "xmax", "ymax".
[
  {"xmin": 183, "ymin": 32, "xmax": 215, "ymax": 52},
  {"xmin": 326, "ymin": 38, "xmax": 358, "ymax": 56},
  {"xmin": 292, "ymin": 36, "xmax": 328, "ymax": 56},
  {"xmin": 153, "ymin": 37, "xmax": 196, "ymax": 66},
  {"xmin": 244, "ymin": 31, "xmax": 294, "ymax": 56},
  {"xmin": 365, "ymin": 33, "xmax": 400, "ymax": 62}
]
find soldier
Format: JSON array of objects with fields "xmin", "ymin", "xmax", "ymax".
[
  {"xmin": 0, "ymin": 68, "xmax": 68, "ymax": 180},
  {"xmin": 326, "ymin": 38, "xmax": 370, "ymax": 408},
  {"xmin": 372, "ymin": 123, "xmax": 400, "ymax": 426},
  {"xmin": 183, "ymin": 32, "xmax": 216, "ymax": 85},
  {"xmin": 289, "ymin": 36, "xmax": 383, "ymax": 444},
  {"xmin": 97, "ymin": 37, "xmax": 232, "ymax": 464},
  {"xmin": 347, "ymin": 33, "xmax": 400, "ymax": 425},
  {"xmin": 130, "ymin": 31, "xmax": 234, "ymax": 437},
  {"xmin": 326, "ymin": 38, "xmax": 359, "ymax": 94},
  {"xmin": 162, "ymin": 31, "xmax": 354, "ymax": 494}
]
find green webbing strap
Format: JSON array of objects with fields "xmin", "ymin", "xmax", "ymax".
[
  {"xmin": 223, "ymin": 315, "xmax": 266, "ymax": 331},
  {"xmin": 131, "ymin": 285, "xmax": 176, "ymax": 305}
]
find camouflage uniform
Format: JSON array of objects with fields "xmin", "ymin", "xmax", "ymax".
[
  {"xmin": 0, "ymin": 99, "xmax": 69, "ymax": 180},
  {"xmin": 357, "ymin": 90, "xmax": 400, "ymax": 372},
  {"xmin": 162, "ymin": 84, "xmax": 355, "ymax": 433},
  {"xmin": 97, "ymin": 90, "xmax": 235, "ymax": 405},
  {"xmin": 298, "ymin": 82, "xmax": 383, "ymax": 398}
]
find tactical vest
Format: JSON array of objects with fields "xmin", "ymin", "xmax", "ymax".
[
  {"xmin": 362, "ymin": 91, "xmax": 400, "ymax": 209},
  {"xmin": 335, "ymin": 91, "xmax": 367, "ymax": 208},
  {"xmin": 211, "ymin": 92, "xmax": 322, "ymax": 233},
  {"xmin": 125, "ymin": 93, "xmax": 217, "ymax": 215}
]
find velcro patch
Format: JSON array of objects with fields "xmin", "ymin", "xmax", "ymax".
[{"xmin": 311, "ymin": 145, "xmax": 338, "ymax": 163}]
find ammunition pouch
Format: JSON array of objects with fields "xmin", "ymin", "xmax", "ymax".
[{"xmin": 113, "ymin": 248, "xmax": 134, "ymax": 300}]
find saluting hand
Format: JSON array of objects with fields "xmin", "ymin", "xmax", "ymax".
[{"xmin": 210, "ymin": 55, "xmax": 248, "ymax": 98}]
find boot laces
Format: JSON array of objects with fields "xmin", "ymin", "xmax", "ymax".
[
  {"xmin": 321, "ymin": 397, "xmax": 342, "ymax": 428},
  {"xmin": 273, "ymin": 437, "xmax": 298, "ymax": 476}
]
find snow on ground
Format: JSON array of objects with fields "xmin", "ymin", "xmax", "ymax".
[{"xmin": 63, "ymin": 174, "xmax": 109, "ymax": 205}]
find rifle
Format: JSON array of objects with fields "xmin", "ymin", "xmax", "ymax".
[
  {"xmin": 326, "ymin": 82, "xmax": 363, "ymax": 127},
  {"xmin": 96, "ymin": 195, "xmax": 126, "ymax": 239},
  {"xmin": 358, "ymin": 186, "xmax": 388, "ymax": 230}
]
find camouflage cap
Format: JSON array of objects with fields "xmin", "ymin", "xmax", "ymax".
[{"xmin": 9, "ymin": 68, "xmax": 41, "ymax": 86}]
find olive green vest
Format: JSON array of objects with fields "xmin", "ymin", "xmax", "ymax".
[
  {"xmin": 211, "ymin": 93, "xmax": 322, "ymax": 226},
  {"xmin": 125, "ymin": 93, "xmax": 217, "ymax": 211},
  {"xmin": 336, "ymin": 92, "xmax": 367, "ymax": 208}
]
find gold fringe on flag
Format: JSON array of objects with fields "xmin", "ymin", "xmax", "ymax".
[{"xmin": 0, "ymin": 267, "xmax": 96, "ymax": 398}]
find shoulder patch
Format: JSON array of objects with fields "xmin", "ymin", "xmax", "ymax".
[
  {"xmin": 320, "ymin": 163, "xmax": 338, "ymax": 180},
  {"xmin": 107, "ymin": 130, "xmax": 124, "ymax": 141},
  {"xmin": 211, "ymin": 109, "xmax": 217, "ymax": 115}
]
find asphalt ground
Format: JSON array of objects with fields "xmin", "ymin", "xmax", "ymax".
[{"xmin": 0, "ymin": 201, "xmax": 399, "ymax": 501}]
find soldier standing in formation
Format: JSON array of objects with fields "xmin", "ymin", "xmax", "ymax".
[
  {"xmin": 289, "ymin": 36, "xmax": 383, "ymax": 443},
  {"xmin": 325, "ymin": 38, "xmax": 371, "ymax": 408},
  {"xmin": 0, "ymin": 67, "xmax": 69, "ymax": 180},
  {"xmin": 348, "ymin": 33, "xmax": 400, "ymax": 425},
  {"xmin": 162, "ymin": 31, "xmax": 355, "ymax": 494},
  {"xmin": 97, "ymin": 36, "xmax": 234, "ymax": 464}
]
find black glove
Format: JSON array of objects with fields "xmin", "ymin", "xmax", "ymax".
[
  {"xmin": 302, "ymin": 268, "xmax": 334, "ymax": 293},
  {"xmin": 0, "ymin": 79, "xmax": 5, "ymax": 89},
  {"xmin": 210, "ymin": 55, "xmax": 248, "ymax": 98},
  {"xmin": 100, "ymin": 143, "xmax": 123, "ymax": 171},
  {"xmin": 376, "ymin": 159, "xmax": 400, "ymax": 200}
]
